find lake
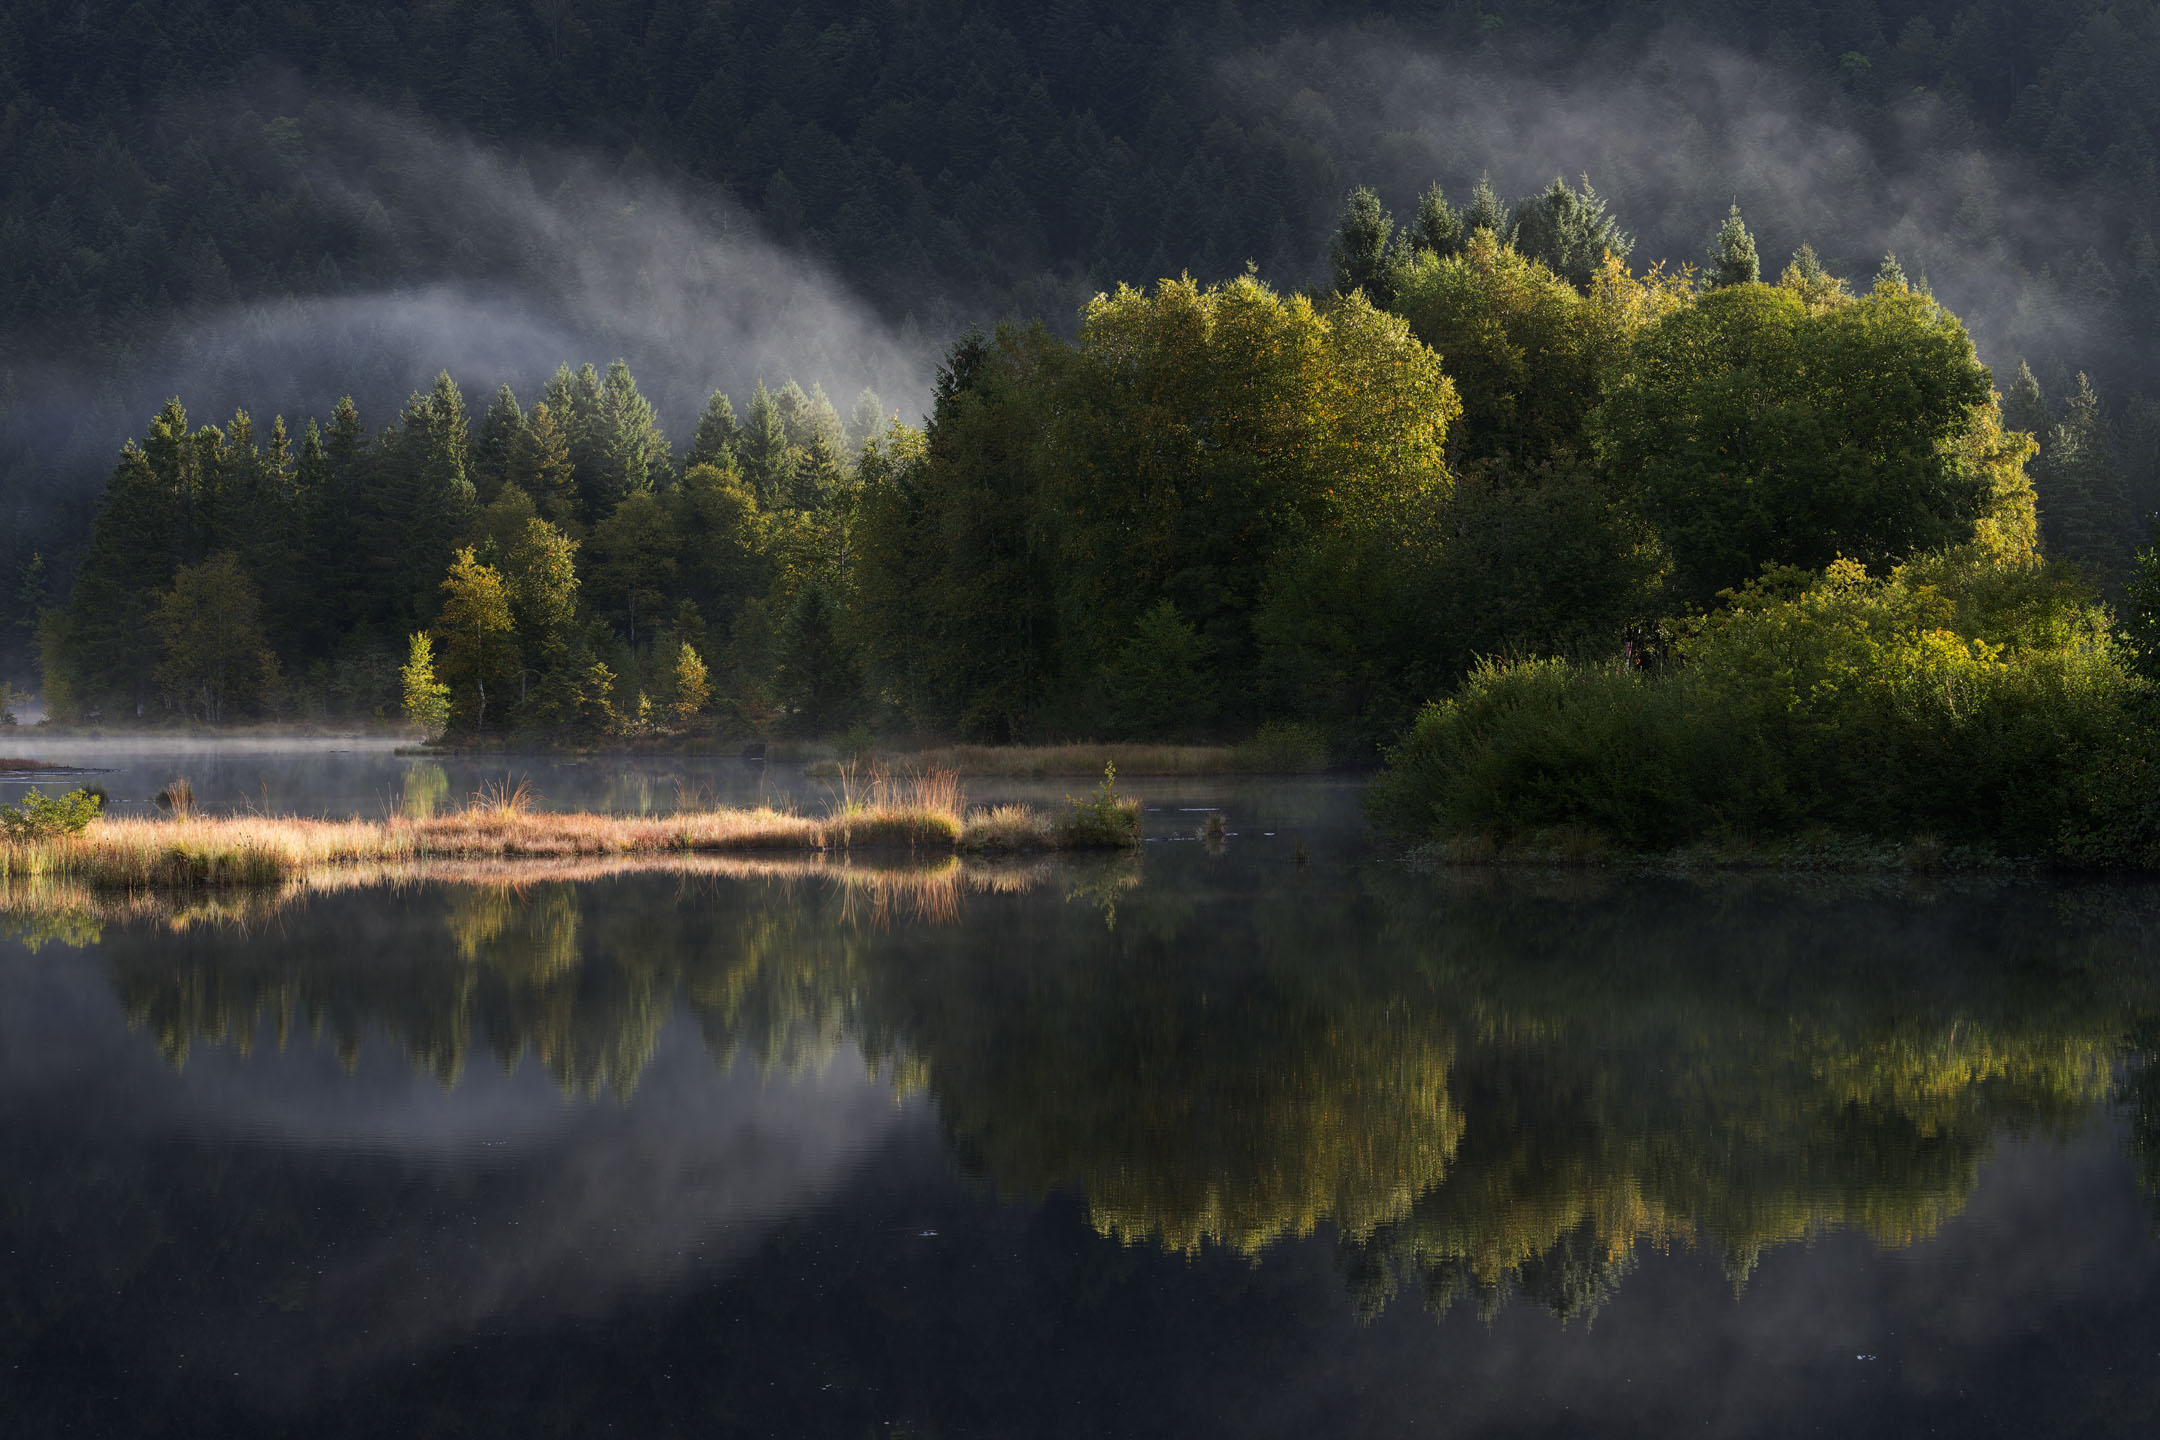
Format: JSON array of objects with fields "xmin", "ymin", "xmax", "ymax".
[{"xmin": 3, "ymin": 742, "xmax": 2158, "ymax": 1437}]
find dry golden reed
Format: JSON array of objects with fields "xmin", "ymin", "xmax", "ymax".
[{"xmin": 1, "ymin": 766, "xmax": 1135, "ymax": 891}]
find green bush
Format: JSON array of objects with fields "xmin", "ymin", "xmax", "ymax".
[
  {"xmin": 0, "ymin": 787, "xmax": 105, "ymax": 843},
  {"xmin": 1058, "ymin": 763, "xmax": 1143, "ymax": 848},
  {"xmin": 1232, "ymin": 720, "xmax": 1330, "ymax": 772},
  {"xmin": 1101, "ymin": 601, "xmax": 1217, "ymax": 741},
  {"xmin": 1370, "ymin": 552, "xmax": 2158, "ymax": 864}
]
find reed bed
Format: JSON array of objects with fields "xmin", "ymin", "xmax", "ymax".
[{"xmin": 0, "ymin": 766, "xmax": 1137, "ymax": 891}]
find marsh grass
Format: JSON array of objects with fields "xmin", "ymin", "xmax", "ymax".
[
  {"xmin": 960, "ymin": 804, "xmax": 1058, "ymax": 852},
  {"xmin": 0, "ymin": 765, "xmax": 1138, "ymax": 890}
]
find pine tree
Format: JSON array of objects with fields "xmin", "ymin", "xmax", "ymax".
[
  {"xmin": 1778, "ymin": 244, "xmax": 1851, "ymax": 309},
  {"xmin": 1873, "ymin": 252, "xmax": 1910, "ymax": 291},
  {"xmin": 1329, "ymin": 186, "xmax": 1399, "ymax": 305},
  {"xmin": 400, "ymin": 372, "xmax": 478, "ymax": 621},
  {"xmin": 1707, "ymin": 202, "xmax": 1760, "ymax": 287},
  {"xmin": 688, "ymin": 390, "xmax": 741, "ymax": 470},
  {"xmin": 1463, "ymin": 174, "xmax": 1510, "ymax": 240},
  {"xmin": 583, "ymin": 359, "xmax": 671, "ymax": 522},
  {"xmin": 511, "ymin": 400, "xmax": 580, "ymax": 532},
  {"xmin": 739, "ymin": 380, "xmax": 797, "ymax": 508},
  {"xmin": 2003, "ymin": 361, "xmax": 2050, "ymax": 442},
  {"xmin": 1511, "ymin": 175, "xmax": 1632, "ymax": 289},
  {"xmin": 1410, "ymin": 183, "xmax": 1464, "ymax": 258},
  {"xmin": 2036, "ymin": 373, "xmax": 2136, "ymax": 589},
  {"xmin": 472, "ymin": 384, "xmax": 527, "ymax": 503}
]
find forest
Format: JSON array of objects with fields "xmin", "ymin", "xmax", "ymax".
[
  {"xmin": 12, "ymin": 2, "xmax": 2160, "ymax": 862},
  {"xmin": 32, "ymin": 169, "xmax": 2160, "ymax": 861},
  {"xmin": 11, "ymin": 0, "xmax": 2160, "ymax": 689}
]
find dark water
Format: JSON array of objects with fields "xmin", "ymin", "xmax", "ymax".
[{"xmin": 4, "ymin": 754, "xmax": 2160, "ymax": 1437}]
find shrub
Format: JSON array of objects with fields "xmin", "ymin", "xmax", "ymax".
[
  {"xmin": 1232, "ymin": 720, "xmax": 1331, "ymax": 772},
  {"xmin": 0, "ymin": 787, "xmax": 104, "ymax": 843},
  {"xmin": 1102, "ymin": 601, "xmax": 1216, "ymax": 741},
  {"xmin": 1371, "ymin": 551, "xmax": 2158, "ymax": 864},
  {"xmin": 1058, "ymin": 763, "xmax": 1143, "ymax": 848}
]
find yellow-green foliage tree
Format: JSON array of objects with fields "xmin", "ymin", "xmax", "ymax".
[
  {"xmin": 670, "ymin": 642, "xmax": 710, "ymax": 728},
  {"xmin": 1596, "ymin": 277, "xmax": 2018, "ymax": 607},
  {"xmin": 1051, "ymin": 275, "xmax": 1460, "ymax": 730},
  {"xmin": 1390, "ymin": 232, "xmax": 1689, "ymax": 463},
  {"xmin": 151, "ymin": 551, "xmax": 277, "ymax": 724},
  {"xmin": 400, "ymin": 631, "xmax": 451, "ymax": 738},
  {"xmin": 432, "ymin": 548, "xmax": 518, "ymax": 731},
  {"xmin": 502, "ymin": 517, "xmax": 581, "ymax": 709}
]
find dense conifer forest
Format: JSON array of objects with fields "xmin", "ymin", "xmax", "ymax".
[{"xmin": 9, "ymin": 1, "xmax": 2160, "ymax": 860}]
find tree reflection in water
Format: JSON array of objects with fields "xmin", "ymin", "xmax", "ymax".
[{"xmin": 8, "ymin": 861, "xmax": 2159, "ymax": 1324}]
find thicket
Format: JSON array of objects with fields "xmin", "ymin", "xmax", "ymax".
[{"xmin": 1369, "ymin": 552, "xmax": 2160, "ymax": 864}]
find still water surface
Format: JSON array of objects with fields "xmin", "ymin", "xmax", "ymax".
[{"xmin": 3, "ymin": 744, "xmax": 2159, "ymax": 1436}]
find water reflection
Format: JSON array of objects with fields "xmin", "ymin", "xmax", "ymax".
[{"xmin": 12, "ymin": 861, "xmax": 2157, "ymax": 1332}]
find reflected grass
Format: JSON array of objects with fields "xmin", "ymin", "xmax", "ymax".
[{"xmin": 0, "ymin": 849, "xmax": 1128, "ymax": 939}]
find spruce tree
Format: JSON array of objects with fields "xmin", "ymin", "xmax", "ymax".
[
  {"xmin": 542, "ymin": 362, "xmax": 603, "ymax": 501},
  {"xmin": 2036, "ymin": 373, "xmax": 2136, "ymax": 589},
  {"xmin": 1410, "ymin": 183, "xmax": 1464, "ymax": 258},
  {"xmin": 1511, "ymin": 175, "xmax": 1632, "ymax": 289},
  {"xmin": 689, "ymin": 390, "xmax": 741, "ymax": 470},
  {"xmin": 1873, "ymin": 252, "xmax": 1910, "ymax": 291},
  {"xmin": 472, "ymin": 384, "xmax": 527, "ymax": 503},
  {"xmin": 848, "ymin": 388, "xmax": 887, "ymax": 451},
  {"xmin": 511, "ymin": 400, "xmax": 580, "ymax": 532},
  {"xmin": 1329, "ymin": 186, "xmax": 1400, "ymax": 306},
  {"xmin": 791, "ymin": 427, "xmax": 846, "ymax": 511},
  {"xmin": 584, "ymin": 360, "xmax": 670, "ymax": 522},
  {"xmin": 1463, "ymin": 174, "xmax": 1510, "ymax": 240},
  {"xmin": 398, "ymin": 372, "xmax": 478, "ymax": 623},
  {"xmin": 1707, "ymin": 202, "xmax": 1760, "ymax": 287},
  {"xmin": 1778, "ymin": 244, "xmax": 1851, "ymax": 309},
  {"xmin": 306, "ymin": 397, "xmax": 370, "ymax": 648},
  {"xmin": 740, "ymin": 380, "xmax": 797, "ymax": 508},
  {"xmin": 2003, "ymin": 361, "xmax": 2050, "ymax": 442}
]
